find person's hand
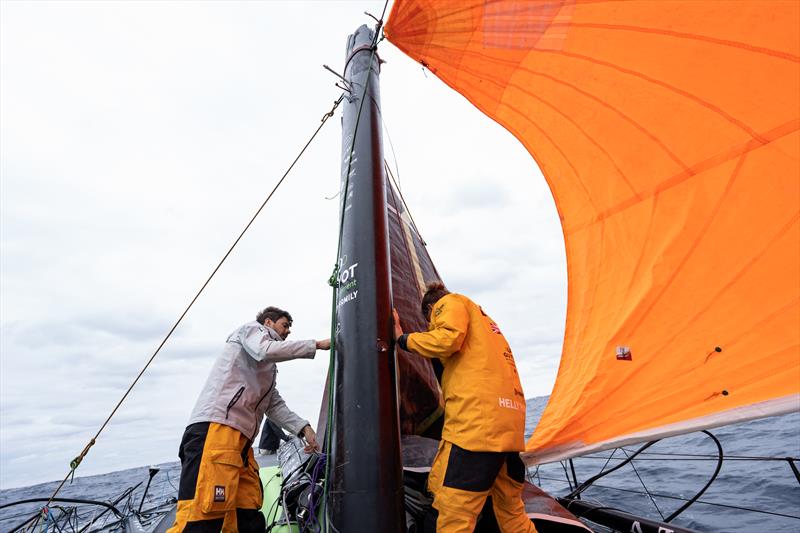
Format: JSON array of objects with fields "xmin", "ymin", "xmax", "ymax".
[
  {"xmin": 316, "ymin": 338, "xmax": 331, "ymax": 350},
  {"xmin": 302, "ymin": 425, "xmax": 321, "ymax": 453},
  {"xmin": 392, "ymin": 308, "xmax": 404, "ymax": 341}
]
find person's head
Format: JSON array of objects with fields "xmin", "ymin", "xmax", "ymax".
[
  {"xmin": 421, "ymin": 282, "xmax": 449, "ymax": 321},
  {"xmin": 256, "ymin": 306, "xmax": 293, "ymax": 339}
]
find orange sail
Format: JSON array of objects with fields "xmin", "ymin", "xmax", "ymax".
[{"xmin": 385, "ymin": 0, "xmax": 800, "ymax": 463}]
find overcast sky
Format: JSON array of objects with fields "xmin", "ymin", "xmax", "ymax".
[{"xmin": 0, "ymin": 1, "xmax": 566, "ymax": 489}]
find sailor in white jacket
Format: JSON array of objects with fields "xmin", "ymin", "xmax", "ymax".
[{"xmin": 168, "ymin": 306, "xmax": 330, "ymax": 533}]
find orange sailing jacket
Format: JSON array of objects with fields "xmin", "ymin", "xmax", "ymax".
[{"xmin": 405, "ymin": 293, "xmax": 527, "ymax": 452}]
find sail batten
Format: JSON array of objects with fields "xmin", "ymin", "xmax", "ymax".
[{"xmin": 386, "ymin": 0, "xmax": 800, "ymax": 463}]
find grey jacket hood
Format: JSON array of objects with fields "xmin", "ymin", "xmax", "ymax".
[{"xmin": 188, "ymin": 321, "xmax": 316, "ymax": 440}]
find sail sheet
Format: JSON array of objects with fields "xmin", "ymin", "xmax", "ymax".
[{"xmin": 385, "ymin": 0, "xmax": 800, "ymax": 463}]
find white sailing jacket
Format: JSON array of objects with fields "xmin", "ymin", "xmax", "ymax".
[{"xmin": 187, "ymin": 321, "xmax": 316, "ymax": 441}]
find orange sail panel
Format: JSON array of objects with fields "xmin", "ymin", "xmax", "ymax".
[{"xmin": 385, "ymin": 0, "xmax": 800, "ymax": 464}]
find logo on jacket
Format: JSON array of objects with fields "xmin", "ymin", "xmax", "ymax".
[
  {"xmin": 214, "ymin": 486, "xmax": 226, "ymax": 502},
  {"xmin": 490, "ymin": 321, "xmax": 502, "ymax": 334},
  {"xmin": 498, "ymin": 397, "xmax": 524, "ymax": 411}
]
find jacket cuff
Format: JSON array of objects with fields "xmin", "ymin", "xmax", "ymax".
[
  {"xmin": 398, "ymin": 334, "xmax": 409, "ymax": 351},
  {"xmin": 296, "ymin": 422, "xmax": 310, "ymax": 438}
]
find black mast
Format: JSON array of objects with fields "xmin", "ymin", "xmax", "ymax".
[{"xmin": 328, "ymin": 24, "xmax": 405, "ymax": 532}]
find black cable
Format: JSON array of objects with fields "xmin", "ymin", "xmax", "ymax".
[
  {"xmin": 164, "ymin": 469, "xmax": 179, "ymax": 492},
  {"xmin": 8, "ymin": 512, "xmax": 40, "ymax": 533},
  {"xmin": 788, "ymin": 458, "xmax": 800, "ymax": 485},
  {"xmin": 559, "ymin": 460, "xmax": 575, "ymax": 491},
  {"xmin": 568, "ymin": 458, "xmax": 580, "ymax": 498},
  {"xmin": 664, "ymin": 430, "xmax": 724, "ymax": 522},
  {"xmin": 0, "ymin": 498, "xmax": 123, "ymax": 517}
]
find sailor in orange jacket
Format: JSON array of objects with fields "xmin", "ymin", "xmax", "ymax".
[{"xmin": 394, "ymin": 283, "xmax": 537, "ymax": 533}]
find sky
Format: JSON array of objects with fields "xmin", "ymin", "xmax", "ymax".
[{"xmin": 0, "ymin": 1, "xmax": 566, "ymax": 489}]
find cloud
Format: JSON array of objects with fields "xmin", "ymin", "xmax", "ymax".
[
  {"xmin": 448, "ymin": 179, "xmax": 510, "ymax": 209},
  {"xmin": 0, "ymin": 1, "xmax": 568, "ymax": 489}
]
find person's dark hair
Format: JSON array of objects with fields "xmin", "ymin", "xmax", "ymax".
[
  {"xmin": 421, "ymin": 282, "xmax": 450, "ymax": 317},
  {"xmin": 256, "ymin": 306, "xmax": 293, "ymax": 326}
]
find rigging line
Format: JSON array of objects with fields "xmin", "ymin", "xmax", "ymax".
[
  {"xmin": 569, "ymin": 447, "xmax": 800, "ymax": 462},
  {"xmin": 541, "ymin": 474, "xmax": 800, "ymax": 522},
  {"xmin": 559, "ymin": 461, "xmax": 575, "ymax": 491},
  {"xmin": 384, "ymin": 162, "xmax": 426, "ymax": 245},
  {"xmin": 570, "ymin": 455, "xmax": 767, "ymax": 462},
  {"xmin": 598, "ymin": 447, "xmax": 616, "ymax": 474},
  {"xmin": 32, "ymin": 94, "xmax": 345, "ymax": 529},
  {"xmin": 46, "ymin": 511, "xmax": 66, "ymax": 533},
  {"xmin": 568, "ymin": 459, "xmax": 580, "ymax": 498},
  {"xmin": 620, "ymin": 447, "xmax": 665, "ymax": 520},
  {"xmin": 665, "ymin": 429, "xmax": 724, "ymax": 523},
  {"xmin": 555, "ymin": 478, "xmax": 800, "ymax": 521},
  {"xmin": 618, "ymin": 450, "xmax": 799, "ymax": 462},
  {"xmin": 566, "ymin": 439, "xmax": 660, "ymax": 500},
  {"xmin": 378, "ymin": 111, "xmax": 401, "ymax": 191},
  {"xmin": 7, "ymin": 498, "xmax": 127, "ymax": 533}
]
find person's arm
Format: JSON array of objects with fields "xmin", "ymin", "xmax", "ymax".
[
  {"xmin": 239, "ymin": 324, "xmax": 320, "ymax": 362},
  {"xmin": 395, "ymin": 295, "xmax": 469, "ymax": 359},
  {"xmin": 264, "ymin": 387, "xmax": 320, "ymax": 452}
]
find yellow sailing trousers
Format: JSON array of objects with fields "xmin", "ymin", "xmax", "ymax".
[
  {"xmin": 167, "ymin": 422, "xmax": 264, "ymax": 533},
  {"xmin": 428, "ymin": 440, "xmax": 538, "ymax": 533}
]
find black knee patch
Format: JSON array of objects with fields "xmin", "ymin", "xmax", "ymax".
[
  {"xmin": 443, "ymin": 444, "xmax": 504, "ymax": 492},
  {"xmin": 183, "ymin": 517, "xmax": 224, "ymax": 532},
  {"xmin": 505, "ymin": 453, "xmax": 526, "ymax": 484},
  {"xmin": 236, "ymin": 508, "xmax": 266, "ymax": 533},
  {"xmin": 177, "ymin": 423, "xmax": 211, "ymax": 501}
]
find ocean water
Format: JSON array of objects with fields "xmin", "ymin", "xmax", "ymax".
[
  {"xmin": 0, "ymin": 462, "xmax": 182, "ymax": 532},
  {"xmin": 2, "ymin": 397, "xmax": 798, "ymax": 532}
]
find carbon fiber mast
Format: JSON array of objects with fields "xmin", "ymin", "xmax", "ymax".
[{"xmin": 328, "ymin": 24, "xmax": 405, "ymax": 532}]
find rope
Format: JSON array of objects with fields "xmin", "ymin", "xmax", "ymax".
[
  {"xmin": 621, "ymin": 447, "xmax": 665, "ymax": 520},
  {"xmin": 30, "ymin": 95, "xmax": 344, "ymax": 531}
]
